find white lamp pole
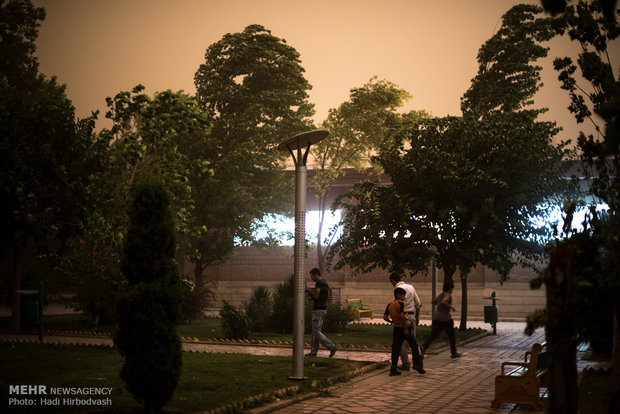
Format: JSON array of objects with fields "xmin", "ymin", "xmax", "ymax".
[{"xmin": 278, "ymin": 129, "xmax": 329, "ymax": 380}]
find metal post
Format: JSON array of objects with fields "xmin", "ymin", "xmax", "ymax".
[
  {"xmin": 431, "ymin": 259, "xmax": 437, "ymax": 319},
  {"xmin": 291, "ymin": 164, "xmax": 306, "ymax": 380},
  {"xmin": 278, "ymin": 130, "xmax": 329, "ymax": 381}
]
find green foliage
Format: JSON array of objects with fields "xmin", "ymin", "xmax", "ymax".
[
  {"xmin": 529, "ymin": 207, "xmax": 615, "ymax": 356},
  {"xmin": 330, "ymin": 4, "xmax": 568, "ymax": 283},
  {"xmin": 323, "ymin": 302, "xmax": 352, "ymax": 333},
  {"xmin": 56, "ymin": 87, "xmax": 214, "ymax": 325},
  {"xmin": 219, "ymin": 300, "xmax": 250, "ymax": 340},
  {"xmin": 310, "ymin": 77, "xmax": 428, "ymax": 272},
  {"xmin": 114, "ymin": 178, "xmax": 183, "ymax": 413},
  {"xmin": 191, "ymin": 24, "xmax": 314, "ymax": 278},
  {"xmin": 551, "ymin": 0, "xmax": 619, "ymax": 212},
  {"xmin": 530, "ymin": 0, "xmax": 619, "ymax": 359},
  {"xmin": 0, "ymin": 0, "xmax": 106, "ymax": 328},
  {"xmin": 268, "ymin": 275, "xmax": 314, "ymax": 333},
  {"xmin": 0, "ymin": 0, "xmax": 45, "ymax": 84},
  {"xmin": 269, "ymin": 275, "xmax": 295, "ymax": 333},
  {"xmin": 56, "ymin": 212, "xmax": 122, "ymax": 327},
  {"xmin": 181, "ymin": 278, "xmax": 214, "ymax": 321},
  {"xmin": 461, "ymin": 4, "xmax": 557, "ymax": 115},
  {"xmin": 331, "ymin": 112, "xmax": 566, "ymax": 280},
  {"xmin": 243, "ymin": 285, "xmax": 273, "ymax": 332}
]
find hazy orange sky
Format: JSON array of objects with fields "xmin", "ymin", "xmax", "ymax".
[{"xmin": 32, "ymin": 0, "xmax": 617, "ymax": 143}]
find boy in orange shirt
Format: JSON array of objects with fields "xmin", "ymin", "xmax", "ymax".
[{"xmin": 383, "ymin": 287, "xmax": 425, "ymax": 376}]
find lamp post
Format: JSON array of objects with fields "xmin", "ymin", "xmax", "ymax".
[{"xmin": 278, "ymin": 129, "xmax": 329, "ymax": 380}]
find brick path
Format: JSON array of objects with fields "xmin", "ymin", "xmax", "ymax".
[{"xmin": 245, "ymin": 321, "xmax": 609, "ymax": 414}]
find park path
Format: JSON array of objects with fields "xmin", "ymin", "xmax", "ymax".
[{"xmin": 245, "ymin": 321, "xmax": 608, "ymax": 414}]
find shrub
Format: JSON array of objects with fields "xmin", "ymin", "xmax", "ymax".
[
  {"xmin": 323, "ymin": 301, "xmax": 351, "ymax": 333},
  {"xmin": 220, "ymin": 301, "xmax": 250, "ymax": 340},
  {"xmin": 270, "ymin": 275, "xmax": 312, "ymax": 333},
  {"xmin": 114, "ymin": 178, "xmax": 183, "ymax": 413},
  {"xmin": 269, "ymin": 275, "xmax": 295, "ymax": 333},
  {"xmin": 243, "ymin": 285, "xmax": 272, "ymax": 332},
  {"xmin": 181, "ymin": 278, "xmax": 214, "ymax": 321}
]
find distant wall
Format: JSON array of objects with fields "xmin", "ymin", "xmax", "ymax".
[{"xmin": 198, "ymin": 247, "xmax": 546, "ymax": 322}]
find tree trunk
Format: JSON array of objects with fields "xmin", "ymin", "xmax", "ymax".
[
  {"xmin": 11, "ymin": 234, "xmax": 26, "ymax": 330},
  {"xmin": 316, "ymin": 195, "xmax": 327, "ymax": 275},
  {"xmin": 459, "ymin": 276, "xmax": 468, "ymax": 331},
  {"xmin": 546, "ymin": 242, "xmax": 578, "ymax": 414},
  {"xmin": 612, "ymin": 303, "xmax": 620, "ymax": 413},
  {"xmin": 193, "ymin": 257, "xmax": 204, "ymax": 285}
]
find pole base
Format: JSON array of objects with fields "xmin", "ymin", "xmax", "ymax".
[{"xmin": 288, "ymin": 376, "xmax": 306, "ymax": 381}]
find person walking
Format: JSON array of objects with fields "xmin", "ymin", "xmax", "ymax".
[
  {"xmin": 383, "ymin": 287, "xmax": 425, "ymax": 376},
  {"xmin": 305, "ymin": 268, "xmax": 336, "ymax": 357},
  {"xmin": 421, "ymin": 279, "xmax": 461, "ymax": 358},
  {"xmin": 389, "ymin": 273, "xmax": 422, "ymax": 371}
]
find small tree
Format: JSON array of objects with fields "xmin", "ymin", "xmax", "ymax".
[
  {"xmin": 243, "ymin": 285, "xmax": 272, "ymax": 332},
  {"xmin": 310, "ymin": 78, "xmax": 422, "ymax": 273},
  {"xmin": 114, "ymin": 178, "xmax": 183, "ymax": 414}
]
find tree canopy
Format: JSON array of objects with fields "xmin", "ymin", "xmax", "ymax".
[
  {"xmin": 191, "ymin": 24, "xmax": 315, "ymax": 279},
  {"xmin": 309, "ymin": 77, "xmax": 425, "ymax": 273},
  {"xmin": 329, "ymin": 4, "xmax": 568, "ymax": 329},
  {"xmin": 0, "ymin": 0, "xmax": 102, "ymax": 328}
]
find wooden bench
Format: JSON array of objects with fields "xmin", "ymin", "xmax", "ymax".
[
  {"xmin": 492, "ymin": 342, "xmax": 548, "ymax": 411},
  {"xmin": 346, "ymin": 299, "xmax": 373, "ymax": 320}
]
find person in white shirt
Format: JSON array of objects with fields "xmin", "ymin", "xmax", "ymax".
[{"xmin": 389, "ymin": 273, "xmax": 422, "ymax": 371}]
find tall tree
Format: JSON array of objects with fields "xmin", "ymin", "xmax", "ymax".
[
  {"xmin": 529, "ymin": 1, "xmax": 620, "ymax": 411},
  {"xmin": 0, "ymin": 0, "xmax": 101, "ymax": 328},
  {"xmin": 56, "ymin": 86, "xmax": 212, "ymax": 325},
  {"xmin": 331, "ymin": 113, "xmax": 565, "ymax": 309},
  {"xmin": 310, "ymin": 77, "xmax": 424, "ymax": 273},
  {"xmin": 192, "ymin": 24, "xmax": 314, "ymax": 281},
  {"xmin": 114, "ymin": 177, "xmax": 183, "ymax": 414},
  {"xmin": 330, "ymin": 4, "xmax": 568, "ymax": 329}
]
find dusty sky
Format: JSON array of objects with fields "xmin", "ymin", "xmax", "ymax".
[{"xmin": 32, "ymin": 0, "xmax": 616, "ymax": 143}]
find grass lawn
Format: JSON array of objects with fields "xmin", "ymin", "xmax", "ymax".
[
  {"xmin": 177, "ymin": 318, "xmax": 485, "ymax": 352},
  {"xmin": 0, "ymin": 315, "xmax": 486, "ymax": 352},
  {"xmin": 1, "ymin": 342, "xmax": 376, "ymax": 413}
]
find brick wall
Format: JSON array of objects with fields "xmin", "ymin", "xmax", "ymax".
[{"xmin": 197, "ymin": 247, "xmax": 546, "ymax": 322}]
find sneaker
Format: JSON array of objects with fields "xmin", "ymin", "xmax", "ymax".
[
  {"xmin": 389, "ymin": 371, "xmax": 402, "ymax": 376},
  {"xmin": 306, "ymin": 352, "xmax": 317, "ymax": 357},
  {"xmin": 413, "ymin": 365, "xmax": 426, "ymax": 374},
  {"xmin": 451, "ymin": 353, "xmax": 461, "ymax": 358},
  {"xmin": 398, "ymin": 364, "xmax": 411, "ymax": 371},
  {"xmin": 329, "ymin": 347, "xmax": 337, "ymax": 358}
]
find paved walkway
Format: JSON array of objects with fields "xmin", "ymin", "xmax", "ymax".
[
  {"xmin": 244, "ymin": 321, "xmax": 608, "ymax": 414},
  {"xmin": 0, "ymin": 320, "xmax": 610, "ymax": 413}
]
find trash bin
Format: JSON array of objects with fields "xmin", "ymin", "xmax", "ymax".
[
  {"xmin": 16, "ymin": 289, "xmax": 40, "ymax": 330},
  {"xmin": 484, "ymin": 305, "xmax": 498, "ymax": 325}
]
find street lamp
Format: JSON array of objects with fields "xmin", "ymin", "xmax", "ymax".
[{"xmin": 278, "ymin": 129, "xmax": 329, "ymax": 380}]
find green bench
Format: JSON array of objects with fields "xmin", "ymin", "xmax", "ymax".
[
  {"xmin": 346, "ymin": 298, "xmax": 373, "ymax": 320},
  {"xmin": 492, "ymin": 342, "xmax": 548, "ymax": 411}
]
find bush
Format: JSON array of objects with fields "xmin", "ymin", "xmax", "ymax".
[
  {"xmin": 181, "ymin": 278, "xmax": 214, "ymax": 321},
  {"xmin": 269, "ymin": 275, "xmax": 313, "ymax": 333},
  {"xmin": 220, "ymin": 301, "xmax": 250, "ymax": 340},
  {"xmin": 269, "ymin": 275, "xmax": 350, "ymax": 334},
  {"xmin": 243, "ymin": 285, "xmax": 272, "ymax": 332},
  {"xmin": 323, "ymin": 302, "xmax": 351, "ymax": 333},
  {"xmin": 269, "ymin": 276, "xmax": 295, "ymax": 333},
  {"xmin": 114, "ymin": 178, "xmax": 183, "ymax": 413}
]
